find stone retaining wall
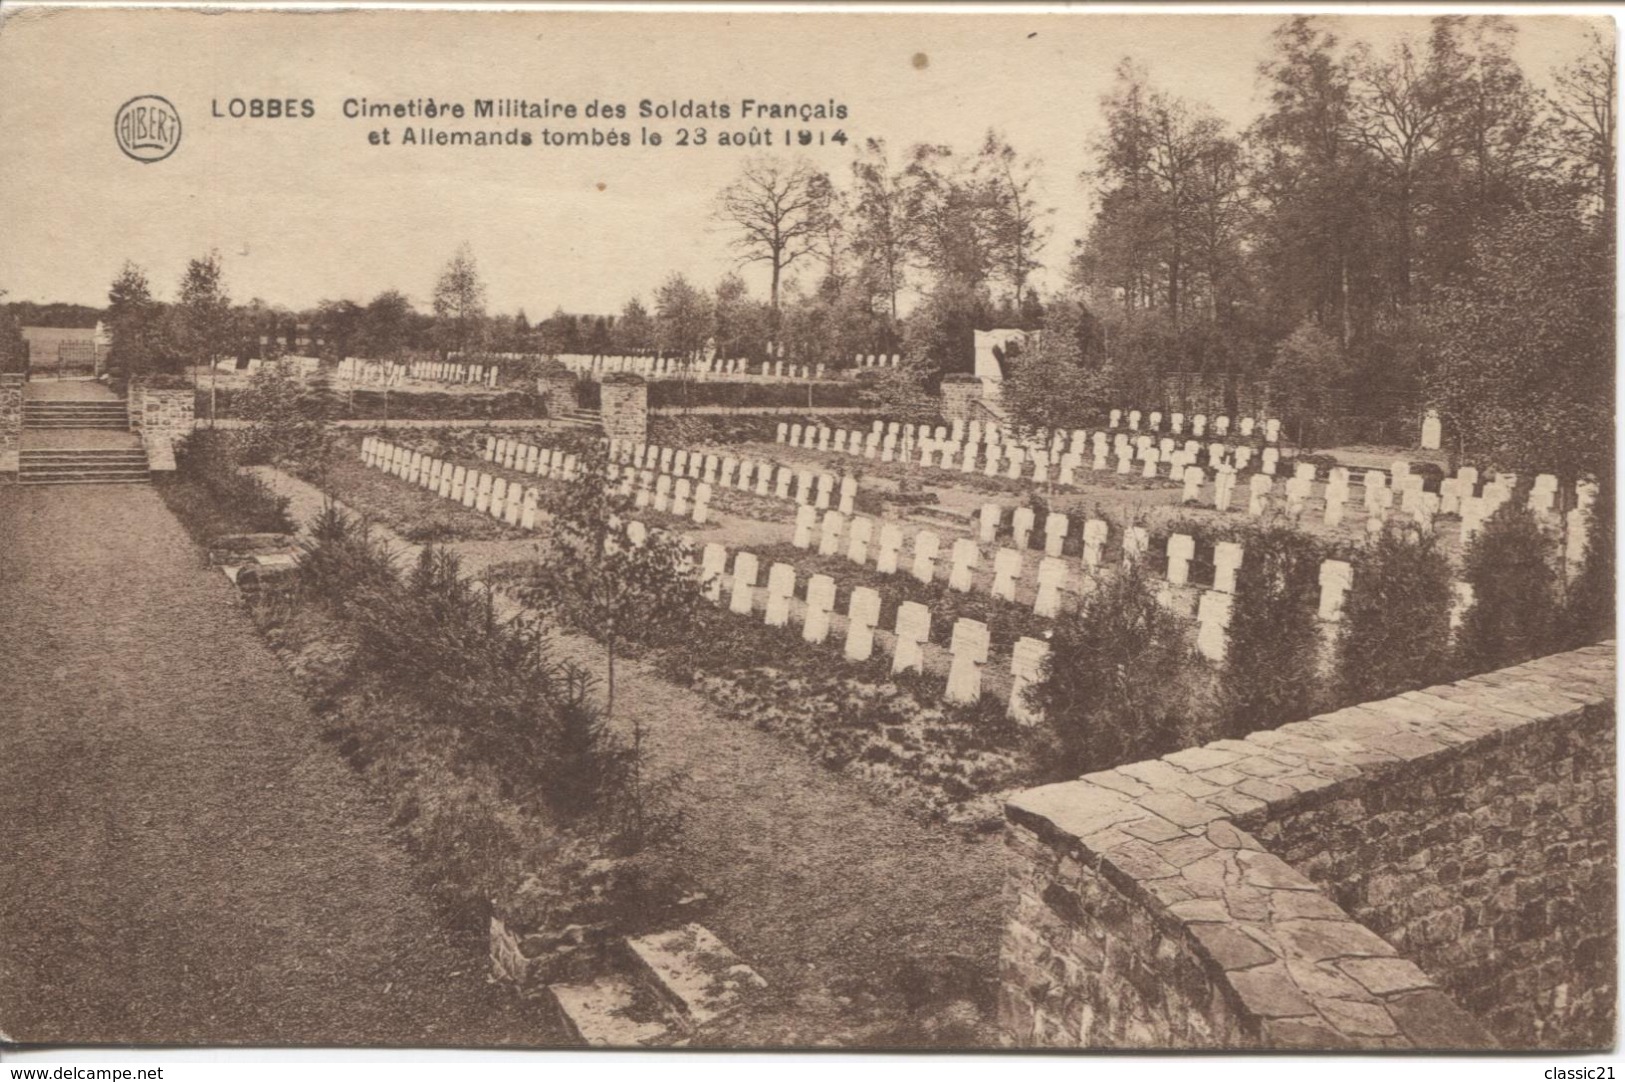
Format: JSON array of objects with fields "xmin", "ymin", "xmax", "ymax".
[
  {"xmin": 999, "ymin": 642, "xmax": 1615, "ymax": 1050},
  {"xmin": 939, "ymin": 376, "xmax": 986, "ymax": 423}
]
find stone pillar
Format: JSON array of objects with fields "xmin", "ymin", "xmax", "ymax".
[
  {"xmin": 0, "ymin": 373, "xmax": 22, "ymax": 479},
  {"xmin": 536, "ymin": 360, "xmax": 578, "ymax": 418},
  {"xmin": 129, "ymin": 383, "xmax": 195, "ymax": 471},
  {"xmin": 939, "ymin": 374, "xmax": 986, "ymax": 422},
  {"xmin": 599, "ymin": 372, "xmax": 648, "ymax": 444}
]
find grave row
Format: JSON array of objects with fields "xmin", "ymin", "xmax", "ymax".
[
  {"xmin": 406, "ymin": 360, "xmax": 500, "ymax": 388},
  {"xmin": 777, "ymin": 419, "xmax": 1288, "ymax": 486},
  {"xmin": 363, "ymin": 437, "xmax": 553, "ymax": 527},
  {"xmin": 1107, "ymin": 408, "xmax": 1281, "ymax": 442},
  {"xmin": 337, "ymin": 358, "xmax": 407, "ymax": 387},
  {"xmin": 783, "ymin": 499, "xmax": 1409, "ymax": 647},
  {"xmin": 698, "ymin": 542, "xmax": 1048, "ymax": 721},
  {"xmin": 607, "ymin": 438, "xmax": 860, "ymax": 515},
  {"xmin": 555, "ymin": 353, "xmax": 832, "ymax": 381},
  {"xmin": 483, "ymin": 436, "xmax": 716, "ymax": 525}
]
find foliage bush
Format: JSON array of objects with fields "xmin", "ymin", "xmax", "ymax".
[
  {"xmin": 1220, "ymin": 520, "xmax": 1325, "ymax": 736},
  {"xmin": 643, "ymin": 378, "xmax": 870, "ymax": 411},
  {"xmin": 1025, "ymin": 562, "xmax": 1204, "ymax": 778},
  {"xmin": 233, "ymin": 359, "xmax": 332, "ymax": 467},
  {"xmin": 1335, "ymin": 526, "xmax": 1456, "ymax": 704},
  {"xmin": 161, "ymin": 428, "xmax": 295, "ymax": 541},
  {"xmin": 1456, "ymin": 502, "xmax": 1562, "ymax": 674},
  {"xmin": 198, "ymin": 386, "xmax": 546, "ymax": 422}
]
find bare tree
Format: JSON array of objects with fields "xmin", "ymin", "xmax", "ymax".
[
  {"xmin": 977, "ymin": 130, "xmax": 1052, "ymax": 306},
  {"xmin": 714, "ymin": 157, "xmax": 834, "ymax": 324},
  {"xmin": 432, "ymin": 242, "xmax": 488, "ymax": 356},
  {"xmin": 850, "ymin": 139, "xmax": 919, "ymax": 321},
  {"xmin": 1549, "ymin": 23, "xmax": 1617, "ymax": 224}
]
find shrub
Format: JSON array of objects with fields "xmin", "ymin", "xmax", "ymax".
[
  {"xmin": 1220, "ymin": 520, "xmax": 1325, "ymax": 736},
  {"xmin": 165, "ymin": 428, "xmax": 294, "ymax": 538},
  {"xmin": 233, "ymin": 359, "xmax": 331, "ymax": 467},
  {"xmin": 1026, "ymin": 563, "xmax": 1201, "ymax": 778},
  {"xmin": 1335, "ymin": 526, "xmax": 1456, "ymax": 704},
  {"xmin": 1456, "ymin": 502, "xmax": 1561, "ymax": 674}
]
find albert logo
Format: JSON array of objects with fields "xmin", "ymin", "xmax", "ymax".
[{"xmin": 115, "ymin": 95, "xmax": 182, "ymax": 163}]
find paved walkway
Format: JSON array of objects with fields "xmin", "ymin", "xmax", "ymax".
[{"xmin": 0, "ymin": 484, "xmax": 555, "ymax": 1046}]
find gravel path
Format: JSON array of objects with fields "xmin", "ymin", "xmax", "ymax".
[
  {"xmin": 0, "ymin": 484, "xmax": 557, "ymax": 1047},
  {"xmin": 257, "ymin": 467, "xmax": 1010, "ymax": 1034}
]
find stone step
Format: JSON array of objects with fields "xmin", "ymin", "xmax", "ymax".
[
  {"xmin": 546, "ymin": 973, "xmax": 679, "ymax": 1047},
  {"xmin": 620, "ymin": 923, "xmax": 767, "ymax": 1031},
  {"xmin": 22, "ymin": 420, "xmax": 130, "ymax": 429},
  {"xmin": 19, "ymin": 475, "xmax": 150, "ymax": 485},
  {"xmin": 23, "ymin": 448, "xmax": 146, "ymax": 454},
  {"xmin": 20, "ymin": 463, "xmax": 150, "ymax": 475}
]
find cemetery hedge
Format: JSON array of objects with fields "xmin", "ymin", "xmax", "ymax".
[
  {"xmin": 1025, "ymin": 563, "xmax": 1213, "ymax": 779},
  {"xmin": 197, "ymin": 386, "xmax": 548, "ymax": 422},
  {"xmin": 650, "ymin": 412, "xmax": 894, "ymax": 448},
  {"xmin": 245, "ymin": 509, "xmax": 690, "ymax": 957},
  {"xmin": 642, "ymin": 379, "xmax": 871, "ymax": 411},
  {"xmin": 157, "ymin": 429, "xmax": 295, "ymax": 543}
]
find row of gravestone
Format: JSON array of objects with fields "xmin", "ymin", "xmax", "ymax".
[
  {"xmin": 608, "ymin": 438, "xmax": 859, "ymax": 515},
  {"xmin": 364, "ymin": 437, "xmax": 551, "ymax": 527},
  {"xmin": 778, "ymin": 420, "xmax": 1295, "ymax": 488},
  {"xmin": 786, "ymin": 499, "xmax": 1396, "ymax": 643},
  {"xmin": 1108, "ymin": 408, "xmax": 1280, "ymax": 442},
  {"xmin": 406, "ymin": 360, "xmax": 500, "ymax": 388},
  {"xmin": 483, "ymin": 436, "xmax": 719, "ymax": 524},
  {"xmin": 555, "ymin": 353, "xmax": 830, "ymax": 381},
  {"xmin": 696, "ymin": 543, "xmax": 1049, "ymax": 721},
  {"xmin": 337, "ymin": 358, "xmax": 407, "ymax": 387}
]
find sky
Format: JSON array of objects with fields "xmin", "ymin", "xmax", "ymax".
[{"xmin": 0, "ymin": 7, "xmax": 1605, "ymax": 318}]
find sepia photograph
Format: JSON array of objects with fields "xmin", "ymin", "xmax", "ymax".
[{"xmin": 0, "ymin": 3, "xmax": 1616, "ymax": 1069}]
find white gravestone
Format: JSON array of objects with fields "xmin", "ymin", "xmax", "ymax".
[
  {"xmin": 992, "ymin": 548, "xmax": 1023, "ymax": 601},
  {"xmin": 764, "ymin": 563, "xmax": 797, "ymax": 628},
  {"xmin": 1034, "ymin": 557, "xmax": 1069, "ymax": 619},
  {"xmin": 803, "ymin": 575, "xmax": 837, "ymax": 644},
  {"xmin": 729, "ymin": 552, "xmax": 758, "ymax": 615},
  {"xmin": 844, "ymin": 588, "xmax": 882, "ymax": 662},
  {"xmin": 819, "ymin": 510, "xmax": 845, "ymax": 557},
  {"xmin": 1009, "ymin": 638, "xmax": 1050, "ymax": 725},
  {"xmin": 891, "ymin": 602, "xmax": 931, "ymax": 675},
  {"xmin": 945, "ymin": 620, "xmax": 991, "ymax": 704},
  {"xmin": 949, "ymin": 538, "xmax": 979, "ymax": 592},
  {"xmin": 912, "ymin": 531, "xmax": 941, "ymax": 584}
]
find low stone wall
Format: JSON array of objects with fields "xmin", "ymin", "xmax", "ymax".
[
  {"xmin": 999, "ymin": 642, "xmax": 1615, "ymax": 1050},
  {"xmin": 0, "ymin": 373, "xmax": 21, "ymax": 478},
  {"xmin": 129, "ymin": 384, "xmax": 195, "ymax": 471}
]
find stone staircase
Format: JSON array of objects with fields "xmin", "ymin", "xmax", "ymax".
[
  {"xmin": 22, "ymin": 400, "xmax": 130, "ymax": 430},
  {"xmin": 19, "ymin": 448, "xmax": 150, "ymax": 485},
  {"xmin": 557, "ymin": 406, "xmax": 603, "ymax": 429},
  {"xmin": 18, "ymin": 395, "xmax": 150, "ymax": 484},
  {"xmin": 547, "ymin": 923, "xmax": 767, "ymax": 1047}
]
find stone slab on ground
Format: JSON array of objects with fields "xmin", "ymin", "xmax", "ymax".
[
  {"xmin": 623, "ymin": 923, "xmax": 767, "ymax": 1028},
  {"xmin": 548, "ymin": 974, "xmax": 674, "ymax": 1047}
]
